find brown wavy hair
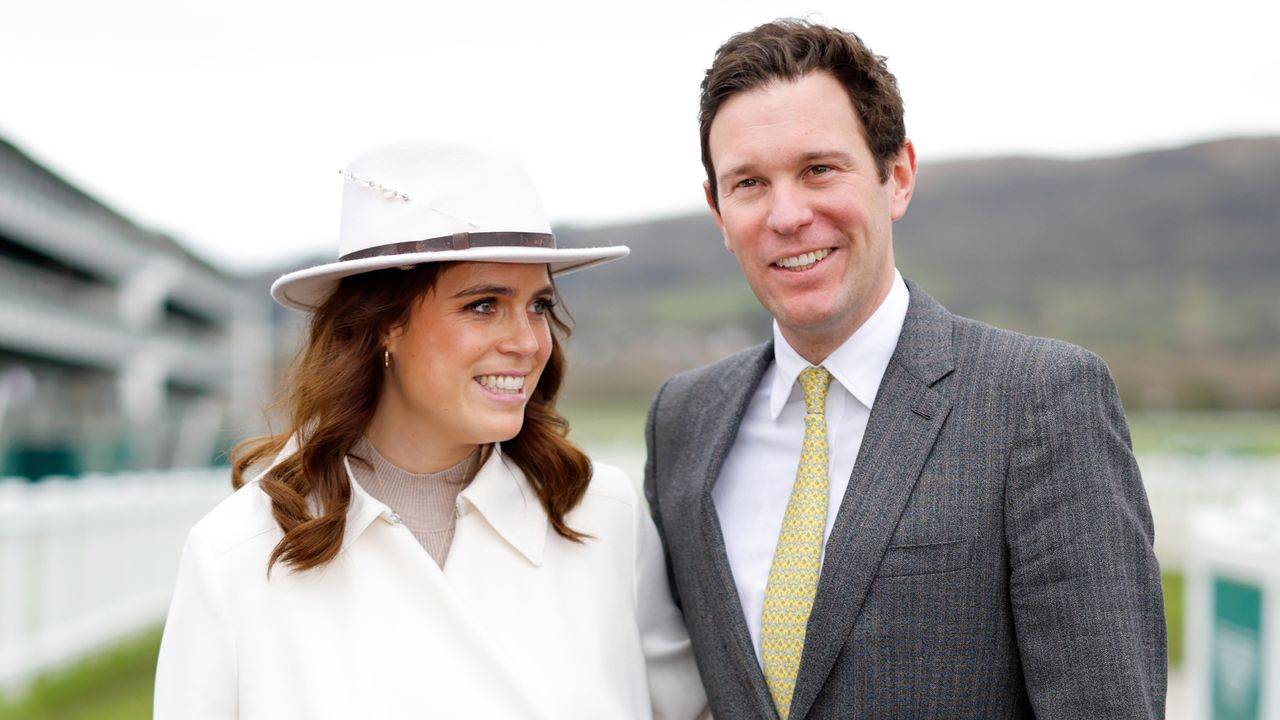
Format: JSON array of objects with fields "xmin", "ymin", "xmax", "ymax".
[
  {"xmin": 231, "ymin": 263, "xmax": 592, "ymax": 575},
  {"xmin": 699, "ymin": 18, "xmax": 907, "ymax": 209}
]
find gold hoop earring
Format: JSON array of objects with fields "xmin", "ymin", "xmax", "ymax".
[{"xmin": 384, "ymin": 349, "xmax": 390, "ymax": 369}]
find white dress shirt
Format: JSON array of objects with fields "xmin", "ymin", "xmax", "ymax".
[{"xmin": 712, "ymin": 270, "xmax": 909, "ymax": 662}]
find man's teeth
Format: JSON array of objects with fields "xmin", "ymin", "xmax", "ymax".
[
  {"xmin": 477, "ymin": 375, "xmax": 524, "ymax": 393},
  {"xmin": 775, "ymin": 248, "xmax": 831, "ymax": 269}
]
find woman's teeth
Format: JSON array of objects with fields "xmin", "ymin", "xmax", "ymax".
[
  {"xmin": 775, "ymin": 248, "xmax": 831, "ymax": 269},
  {"xmin": 477, "ymin": 375, "xmax": 524, "ymax": 393}
]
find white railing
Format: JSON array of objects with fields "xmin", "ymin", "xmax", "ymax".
[
  {"xmin": 0, "ymin": 468, "xmax": 230, "ymax": 697},
  {"xmin": 1139, "ymin": 454, "xmax": 1280, "ymax": 572}
]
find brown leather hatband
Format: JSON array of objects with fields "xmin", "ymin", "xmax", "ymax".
[{"xmin": 340, "ymin": 232, "xmax": 557, "ymax": 261}]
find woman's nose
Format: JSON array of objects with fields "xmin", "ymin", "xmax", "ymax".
[{"xmin": 498, "ymin": 313, "xmax": 541, "ymax": 355}]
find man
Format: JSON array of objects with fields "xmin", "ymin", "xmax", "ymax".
[{"xmin": 644, "ymin": 19, "xmax": 1166, "ymax": 719}]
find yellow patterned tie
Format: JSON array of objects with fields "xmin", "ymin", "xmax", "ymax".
[{"xmin": 761, "ymin": 365, "xmax": 833, "ymax": 719}]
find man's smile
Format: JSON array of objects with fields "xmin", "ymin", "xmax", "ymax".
[{"xmin": 773, "ymin": 247, "xmax": 833, "ymax": 271}]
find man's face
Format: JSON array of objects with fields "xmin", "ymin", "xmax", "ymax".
[{"xmin": 706, "ymin": 70, "xmax": 916, "ymax": 362}]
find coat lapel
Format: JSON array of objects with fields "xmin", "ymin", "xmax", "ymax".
[
  {"xmin": 691, "ymin": 342, "xmax": 779, "ymax": 716},
  {"xmin": 788, "ymin": 282, "xmax": 956, "ymax": 719}
]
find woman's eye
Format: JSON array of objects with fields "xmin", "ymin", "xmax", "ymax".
[
  {"xmin": 467, "ymin": 299, "xmax": 497, "ymax": 314},
  {"xmin": 530, "ymin": 297, "xmax": 556, "ymax": 315}
]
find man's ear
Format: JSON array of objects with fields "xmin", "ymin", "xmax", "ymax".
[
  {"xmin": 889, "ymin": 139, "xmax": 918, "ymax": 222},
  {"xmin": 705, "ymin": 180, "xmax": 732, "ymax": 253}
]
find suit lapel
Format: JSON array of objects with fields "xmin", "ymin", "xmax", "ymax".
[
  {"xmin": 789, "ymin": 282, "xmax": 956, "ymax": 719},
  {"xmin": 690, "ymin": 342, "xmax": 778, "ymax": 716}
]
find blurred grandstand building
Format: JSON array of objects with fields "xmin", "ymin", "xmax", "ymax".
[{"xmin": 0, "ymin": 137, "xmax": 272, "ymax": 478}]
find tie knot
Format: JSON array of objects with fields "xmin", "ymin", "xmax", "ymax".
[{"xmin": 798, "ymin": 366, "xmax": 832, "ymax": 416}]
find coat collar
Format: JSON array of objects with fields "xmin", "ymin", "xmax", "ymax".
[
  {"xmin": 893, "ymin": 278, "xmax": 955, "ymax": 385},
  {"xmin": 456, "ymin": 445, "xmax": 548, "ymax": 566},
  {"xmin": 262, "ymin": 435, "xmax": 548, "ymax": 566},
  {"xmin": 338, "ymin": 443, "xmax": 549, "ymax": 566}
]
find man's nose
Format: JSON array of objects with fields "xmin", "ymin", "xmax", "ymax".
[{"xmin": 765, "ymin": 182, "xmax": 814, "ymax": 236}]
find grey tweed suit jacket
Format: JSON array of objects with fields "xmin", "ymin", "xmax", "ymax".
[{"xmin": 644, "ymin": 281, "xmax": 1167, "ymax": 719}]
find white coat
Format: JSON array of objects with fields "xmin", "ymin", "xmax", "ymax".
[{"xmin": 154, "ymin": 445, "xmax": 707, "ymax": 719}]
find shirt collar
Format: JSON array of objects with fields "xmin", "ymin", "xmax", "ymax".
[
  {"xmin": 768, "ymin": 269, "xmax": 910, "ymax": 419},
  {"xmin": 339, "ymin": 443, "xmax": 548, "ymax": 567}
]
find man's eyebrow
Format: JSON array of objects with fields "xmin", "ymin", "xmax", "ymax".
[
  {"xmin": 717, "ymin": 163, "xmax": 758, "ymax": 186},
  {"xmin": 799, "ymin": 150, "xmax": 856, "ymax": 164}
]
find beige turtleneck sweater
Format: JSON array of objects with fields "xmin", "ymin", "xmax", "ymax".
[{"xmin": 349, "ymin": 436, "xmax": 481, "ymax": 567}]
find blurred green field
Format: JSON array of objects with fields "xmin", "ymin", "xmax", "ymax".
[
  {"xmin": 0, "ymin": 627, "xmax": 160, "ymax": 720},
  {"xmin": 1127, "ymin": 411, "xmax": 1280, "ymax": 456},
  {"xmin": 562, "ymin": 400, "xmax": 650, "ymax": 445}
]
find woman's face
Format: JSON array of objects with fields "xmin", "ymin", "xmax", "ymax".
[{"xmin": 381, "ymin": 262, "xmax": 555, "ymax": 461}]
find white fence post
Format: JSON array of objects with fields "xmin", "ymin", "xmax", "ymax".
[{"xmin": 0, "ymin": 468, "xmax": 229, "ymax": 698}]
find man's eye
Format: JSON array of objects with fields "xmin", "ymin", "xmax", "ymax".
[
  {"xmin": 736, "ymin": 178, "xmax": 759, "ymax": 189},
  {"xmin": 810, "ymin": 164, "xmax": 832, "ymax": 175},
  {"xmin": 467, "ymin": 299, "xmax": 497, "ymax": 314}
]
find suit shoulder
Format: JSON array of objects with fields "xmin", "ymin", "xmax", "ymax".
[
  {"xmin": 187, "ymin": 479, "xmax": 280, "ymax": 558},
  {"xmin": 949, "ymin": 312, "xmax": 1110, "ymax": 379}
]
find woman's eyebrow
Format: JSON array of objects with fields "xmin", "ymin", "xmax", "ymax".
[
  {"xmin": 450, "ymin": 283, "xmax": 554, "ymax": 298},
  {"xmin": 451, "ymin": 284, "xmax": 514, "ymax": 298}
]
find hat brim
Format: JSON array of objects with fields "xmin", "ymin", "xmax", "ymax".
[{"xmin": 270, "ymin": 245, "xmax": 629, "ymax": 312}]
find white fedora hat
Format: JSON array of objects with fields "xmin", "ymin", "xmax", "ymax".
[{"xmin": 271, "ymin": 140, "xmax": 629, "ymax": 311}]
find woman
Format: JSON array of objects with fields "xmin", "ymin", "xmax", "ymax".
[{"xmin": 154, "ymin": 140, "xmax": 707, "ymax": 719}]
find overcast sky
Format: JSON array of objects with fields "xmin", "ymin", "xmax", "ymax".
[{"xmin": 3, "ymin": 0, "xmax": 1278, "ymax": 274}]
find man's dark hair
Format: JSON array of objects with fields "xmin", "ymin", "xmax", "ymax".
[{"xmin": 699, "ymin": 19, "xmax": 906, "ymax": 207}]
